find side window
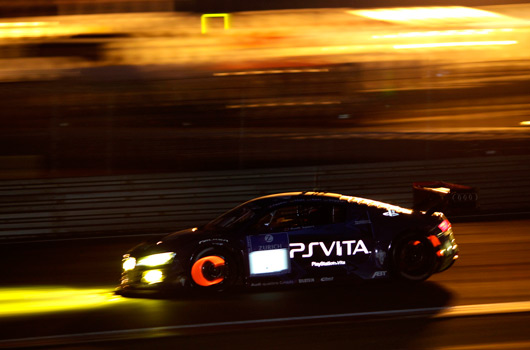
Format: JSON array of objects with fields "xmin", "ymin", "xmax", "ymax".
[
  {"xmin": 268, "ymin": 205, "xmax": 300, "ymax": 232},
  {"xmin": 299, "ymin": 203, "xmax": 346, "ymax": 227},
  {"xmin": 331, "ymin": 204, "xmax": 347, "ymax": 224},
  {"xmin": 251, "ymin": 202, "xmax": 347, "ymax": 233}
]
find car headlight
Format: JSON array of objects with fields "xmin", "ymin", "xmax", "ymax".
[
  {"xmin": 142, "ymin": 269, "xmax": 164, "ymax": 284},
  {"xmin": 122, "ymin": 256, "xmax": 136, "ymax": 271},
  {"xmin": 136, "ymin": 252, "xmax": 176, "ymax": 267}
]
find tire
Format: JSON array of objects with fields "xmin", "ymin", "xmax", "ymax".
[
  {"xmin": 391, "ymin": 233, "xmax": 436, "ymax": 282},
  {"xmin": 190, "ymin": 248, "xmax": 237, "ymax": 291}
]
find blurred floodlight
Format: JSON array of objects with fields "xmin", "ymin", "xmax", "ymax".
[
  {"xmin": 348, "ymin": 7, "xmax": 504, "ymax": 23},
  {"xmin": 394, "ymin": 40, "xmax": 517, "ymax": 49},
  {"xmin": 0, "ymin": 20, "xmax": 108, "ymax": 39},
  {"xmin": 372, "ymin": 28, "xmax": 515, "ymax": 39}
]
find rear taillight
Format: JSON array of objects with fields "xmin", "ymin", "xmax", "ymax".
[{"xmin": 438, "ymin": 219, "xmax": 451, "ymax": 232}]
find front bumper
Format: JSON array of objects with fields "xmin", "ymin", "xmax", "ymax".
[{"xmin": 117, "ymin": 262, "xmax": 189, "ymax": 294}]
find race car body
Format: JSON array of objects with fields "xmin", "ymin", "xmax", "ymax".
[{"xmin": 116, "ymin": 192, "xmax": 458, "ymax": 294}]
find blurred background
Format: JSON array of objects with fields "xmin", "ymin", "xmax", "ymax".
[{"xmin": 1, "ymin": 0, "xmax": 530, "ymax": 179}]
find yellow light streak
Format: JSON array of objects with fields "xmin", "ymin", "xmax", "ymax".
[
  {"xmin": 0, "ymin": 20, "xmax": 109, "ymax": 38},
  {"xmin": 0, "ymin": 21, "xmax": 56, "ymax": 28},
  {"xmin": 0, "ymin": 287, "xmax": 121, "ymax": 317},
  {"xmin": 394, "ymin": 41, "xmax": 517, "ymax": 49},
  {"xmin": 349, "ymin": 7, "xmax": 503, "ymax": 22},
  {"xmin": 520, "ymin": 121, "xmax": 530, "ymax": 126},
  {"xmin": 0, "ymin": 21, "xmax": 59, "ymax": 38}
]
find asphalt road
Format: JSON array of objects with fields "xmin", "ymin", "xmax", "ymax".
[{"xmin": 1, "ymin": 218, "xmax": 529, "ymax": 349}]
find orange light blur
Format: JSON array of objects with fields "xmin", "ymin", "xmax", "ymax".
[{"xmin": 428, "ymin": 235, "xmax": 442, "ymax": 247}]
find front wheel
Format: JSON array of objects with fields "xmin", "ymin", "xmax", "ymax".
[
  {"xmin": 190, "ymin": 248, "xmax": 237, "ymax": 291},
  {"xmin": 391, "ymin": 234, "xmax": 436, "ymax": 282}
]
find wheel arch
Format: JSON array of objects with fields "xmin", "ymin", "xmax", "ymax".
[
  {"xmin": 188, "ymin": 241, "xmax": 244, "ymax": 289},
  {"xmin": 388, "ymin": 229, "xmax": 437, "ymax": 282}
]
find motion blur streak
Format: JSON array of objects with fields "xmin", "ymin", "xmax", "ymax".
[
  {"xmin": 394, "ymin": 41, "xmax": 518, "ymax": 49},
  {"xmin": 0, "ymin": 21, "xmax": 53, "ymax": 27},
  {"xmin": 0, "ymin": 287, "xmax": 121, "ymax": 317},
  {"xmin": 0, "ymin": 20, "xmax": 106, "ymax": 38},
  {"xmin": 349, "ymin": 7, "xmax": 504, "ymax": 23},
  {"xmin": 226, "ymin": 101, "xmax": 340, "ymax": 109},
  {"xmin": 434, "ymin": 300, "xmax": 530, "ymax": 318},
  {"xmin": 0, "ymin": 21, "xmax": 58, "ymax": 38},
  {"xmin": 438, "ymin": 340, "xmax": 530, "ymax": 350},
  {"xmin": 214, "ymin": 68, "xmax": 329, "ymax": 76},
  {"xmin": 373, "ymin": 29, "xmax": 513, "ymax": 39}
]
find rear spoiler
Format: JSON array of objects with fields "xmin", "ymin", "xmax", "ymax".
[{"xmin": 412, "ymin": 181, "xmax": 478, "ymax": 216}]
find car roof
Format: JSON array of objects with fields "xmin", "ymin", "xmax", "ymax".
[
  {"xmin": 248, "ymin": 192, "xmax": 413, "ymax": 214},
  {"xmin": 251, "ymin": 191, "xmax": 343, "ymax": 202}
]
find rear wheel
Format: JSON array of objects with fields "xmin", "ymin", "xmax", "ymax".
[
  {"xmin": 391, "ymin": 234, "xmax": 435, "ymax": 282},
  {"xmin": 190, "ymin": 248, "xmax": 237, "ymax": 291}
]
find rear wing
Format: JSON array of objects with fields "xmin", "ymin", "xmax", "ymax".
[{"xmin": 413, "ymin": 181, "xmax": 478, "ymax": 216}]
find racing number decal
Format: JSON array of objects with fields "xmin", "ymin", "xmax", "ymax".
[{"xmin": 191, "ymin": 256, "xmax": 225, "ymax": 287}]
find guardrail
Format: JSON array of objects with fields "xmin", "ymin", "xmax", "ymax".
[{"xmin": 1, "ymin": 155, "xmax": 529, "ymax": 239}]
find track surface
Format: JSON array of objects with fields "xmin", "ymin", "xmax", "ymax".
[{"xmin": 1, "ymin": 218, "xmax": 529, "ymax": 349}]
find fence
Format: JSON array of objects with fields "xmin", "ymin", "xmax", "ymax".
[{"xmin": 1, "ymin": 155, "xmax": 529, "ymax": 239}]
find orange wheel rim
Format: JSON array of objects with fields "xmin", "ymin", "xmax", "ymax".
[{"xmin": 191, "ymin": 256, "xmax": 225, "ymax": 287}]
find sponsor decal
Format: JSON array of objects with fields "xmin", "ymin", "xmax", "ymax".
[
  {"xmin": 280, "ymin": 280, "xmax": 295, "ymax": 285},
  {"xmin": 250, "ymin": 280, "xmax": 295, "ymax": 287},
  {"xmin": 311, "ymin": 261, "xmax": 346, "ymax": 267},
  {"xmin": 298, "ymin": 278, "xmax": 315, "ymax": 284},
  {"xmin": 289, "ymin": 240, "xmax": 370, "ymax": 259},
  {"xmin": 199, "ymin": 238, "xmax": 229, "ymax": 244},
  {"xmin": 320, "ymin": 277, "xmax": 334, "ymax": 282},
  {"xmin": 451, "ymin": 193, "xmax": 478, "ymax": 202},
  {"xmin": 372, "ymin": 271, "xmax": 387, "ymax": 278},
  {"xmin": 355, "ymin": 220, "xmax": 372, "ymax": 225},
  {"xmin": 247, "ymin": 233, "xmax": 291, "ymax": 276},
  {"xmin": 383, "ymin": 209, "xmax": 399, "ymax": 217}
]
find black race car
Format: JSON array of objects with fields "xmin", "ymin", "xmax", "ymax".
[{"xmin": 116, "ymin": 192, "xmax": 458, "ymax": 295}]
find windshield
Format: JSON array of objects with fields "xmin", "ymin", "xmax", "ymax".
[{"xmin": 206, "ymin": 204, "xmax": 256, "ymax": 230}]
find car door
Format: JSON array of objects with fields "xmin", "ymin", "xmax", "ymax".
[
  {"xmin": 286, "ymin": 201, "xmax": 373, "ymax": 281},
  {"xmin": 244, "ymin": 200, "xmax": 373, "ymax": 285}
]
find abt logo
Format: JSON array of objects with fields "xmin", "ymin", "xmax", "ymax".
[{"xmin": 289, "ymin": 240, "xmax": 370, "ymax": 259}]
